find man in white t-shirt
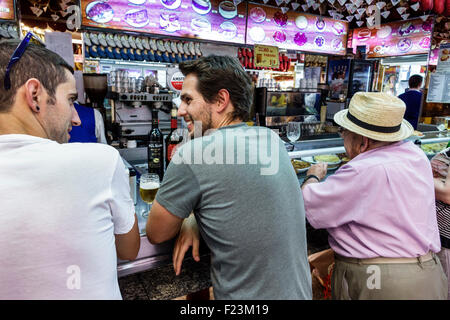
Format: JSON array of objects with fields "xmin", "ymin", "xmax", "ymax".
[{"xmin": 0, "ymin": 36, "xmax": 140, "ymax": 299}]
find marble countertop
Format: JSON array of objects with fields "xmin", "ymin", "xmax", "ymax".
[{"xmin": 119, "ymin": 254, "xmax": 212, "ymax": 300}]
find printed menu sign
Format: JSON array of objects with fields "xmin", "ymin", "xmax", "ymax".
[
  {"xmin": 81, "ymin": 0, "xmax": 246, "ymax": 44},
  {"xmin": 0, "ymin": 0, "xmax": 15, "ymax": 20},
  {"xmin": 428, "ymin": 44, "xmax": 450, "ymax": 103},
  {"xmin": 427, "ymin": 73, "xmax": 450, "ymax": 103},
  {"xmin": 351, "ymin": 17, "xmax": 433, "ymax": 58},
  {"xmin": 437, "ymin": 43, "xmax": 450, "ymax": 72},
  {"xmin": 254, "ymin": 45, "xmax": 279, "ymax": 68},
  {"xmin": 246, "ymin": 3, "xmax": 348, "ymax": 55}
]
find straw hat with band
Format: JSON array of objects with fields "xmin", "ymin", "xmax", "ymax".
[{"xmin": 333, "ymin": 92, "xmax": 413, "ymax": 142}]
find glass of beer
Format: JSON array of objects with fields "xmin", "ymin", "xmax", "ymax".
[{"xmin": 139, "ymin": 173, "xmax": 160, "ymax": 218}]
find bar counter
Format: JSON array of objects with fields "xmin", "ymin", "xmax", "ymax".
[{"xmin": 117, "ymin": 130, "xmax": 450, "ymax": 299}]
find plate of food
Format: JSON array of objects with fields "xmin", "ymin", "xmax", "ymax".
[
  {"xmin": 160, "ymin": 0, "xmax": 182, "ymax": 10},
  {"xmin": 421, "ymin": 143, "xmax": 447, "ymax": 156},
  {"xmin": 124, "ymin": 9, "xmax": 149, "ymax": 28},
  {"xmin": 273, "ymin": 11, "xmax": 288, "ymax": 27},
  {"xmin": 219, "ymin": 21, "xmax": 237, "ymax": 40},
  {"xmin": 219, "ymin": 1, "xmax": 237, "ymax": 19},
  {"xmin": 303, "ymin": 154, "xmax": 341, "ymax": 170},
  {"xmin": 273, "ymin": 31, "xmax": 287, "ymax": 43},
  {"xmin": 336, "ymin": 153, "xmax": 350, "ymax": 166},
  {"xmin": 315, "ymin": 18, "xmax": 326, "ymax": 32},
  {"xmin": 192, "ymin": 0, "xmax": 211, "ymax": 15},
  {"xmin": 397, "ymin": 38, "xmax": 412, "ymax": 53},
  {"xmin": 250, "ymin": 6, "xmax": 266, "ymax": 23},
  {"xmin": 295, "ymin": 15, "xmax": 308, "ymax": 30},
  {"xmin": 291, "ymin": 159, "xmax": 311, "ymax": 174},
  {"xmin": 86, "ymin": 1, "xmax": 114, "ymax": 24}
]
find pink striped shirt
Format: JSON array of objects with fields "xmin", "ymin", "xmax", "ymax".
[{"xmin": 303, "ymin": 141, "xmax": 441, "ymax": 259}]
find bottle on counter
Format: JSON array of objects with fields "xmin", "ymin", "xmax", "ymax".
[
  {"xmin": 147, "ymin": 109, "xmax": 164, "ymax": 181},
  {"xmin": 165, "ymin": 107, "xmax": 183, "ymax": 169}
]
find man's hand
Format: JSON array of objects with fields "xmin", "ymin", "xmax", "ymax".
[
  {"xmin": 306, "ymin": 163, "xmax": 328, "ymax": 180},
  {"xmin": 173, "ymin": 214, "xmax": 201, "ymax": 276}
]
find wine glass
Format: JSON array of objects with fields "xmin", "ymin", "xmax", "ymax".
[
  {"xmin": 287, "ymin": 122, "xmax": 301, "ymax": 146},
  {"xmin": 437, "ymin": 123, "xmax": 447, "ymax": 137},
  {"xmin": 139, "ymin": 173, "xmax": 160, "ymax": 218}
]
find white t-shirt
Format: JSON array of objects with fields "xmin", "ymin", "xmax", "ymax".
[
  {"xmin": 0, "ymin": 134, "xmax": 135, "ymax": 299},
  {"xmin": 94, "ymin": 108, "xmax": 107, "ymax": 144}
]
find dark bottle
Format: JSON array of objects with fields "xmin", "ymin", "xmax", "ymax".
[
  {"xmin": 165, "ymin": 107, "xmax": 183, "ymax": 168},
  {"xmin": 148, "ymin": 109, "xmax": 164, "ymax": 181}
]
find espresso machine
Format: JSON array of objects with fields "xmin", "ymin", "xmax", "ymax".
[{"xmin": 105, "ymin": 71, "xmax": 175, "ymax": 146}]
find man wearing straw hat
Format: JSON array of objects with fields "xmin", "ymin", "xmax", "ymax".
[{"xmin": 302, "ymin": 92, "xmax": 447, "ymax": 300}]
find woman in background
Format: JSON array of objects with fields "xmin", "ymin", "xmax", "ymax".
[{"xmin": 432, "ymin": 148, "xmax": 450, "ymax": 299}]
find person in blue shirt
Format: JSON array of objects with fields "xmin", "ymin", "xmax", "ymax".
[
  {"xmin": 398, "ymin": 74, "xmax": 423, "ymax": 130},
  {"xmin": 69, "ymin": 102, "xmax": 107, "ymax": 144}
]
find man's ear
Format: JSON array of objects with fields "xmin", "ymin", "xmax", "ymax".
[
  {"xmin": 24, "ymin": 78, "xmax": 43, "ymax": 113},
  {"xmin": 360, "ymin": 136, "xmax": 370, "ymax": 153},
  {"xmin": 215, "ymin": 89, "xmax": 230, "ymax": 113}
]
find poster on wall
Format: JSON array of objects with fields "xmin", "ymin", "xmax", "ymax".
[
  {"xmin": 351, "ymin": 17, "xmax": 433, "ymax": 58},
  {"xmin": 81, "ymin": 0, "xmax": 246, "ymax": 44},
  {"xmin": 327, "ymin": 59, "xmax": 350, "ymax": 100},
  {"xmin": 246, "ymin": 3, "xmax": 348, "ymax": 55},
  {"xmin": 0, "ymin": 0, "xmax": 15, "ymax": 20},
  {"xmin": 382, "ymin": 66, "xmax": 400, "ymax": 96},
  {"xmin": 254, "ymin": 45, "xmax": 279, "ymax": 68}
]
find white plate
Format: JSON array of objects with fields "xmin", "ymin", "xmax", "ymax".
[
  {"xmin": 98, "ymin": 33, "xmax": 108, "ymax": 47},
  {"xmin": 157, "ymin": 40, "xmax": 166, "ymax": 52},
  {"xmin": 149, "ymin": 39, "xmax": 157, "ymax": 51},
  {"xmin": 7, "ymin": 25, "xmax": 19, "ymax": 39},
  {"xmin": 84, "ymin": 33, "xmax": 92, "ymax": 46},
  {"xmin": 90, "ymin": 33, "xmax": 99, "ymax": 45},
  {"xmin": 177, "ymin": 41, "xmax": 184, "ymax": 54},
  {"xmin": 171, "ymin": 41, "xmax": 178, "ymax": 54},
  {"xmin": 164, "ymin": 40, "xmax": 172, "ymax": 53},
  {"xmin": 86, "ymin": 1, "xmax": 114, "ymax": 24},
  {"xmin": 121, "ymin": 35, "xmax": 130, "ymax": 48},
  {"xmin": 189, "ymin": 42, "xmax": 196, "ymax": 55},
  {"xmin": 129, "ymin": 36, "xmax": 137, "ymax": 48},
  {"xmin": 106, "ymin": 33, "xmax": 116, "ymax": 47},
  {"xmin": 249, "ymin": 26, "xmax": 265, "ymax": 42},
  {"xmin": 0, "ymin": 24, "xmax": 10, "ymax": 38},
  {"xmin": 194, "ymin": 42, "xmax": 202, "ymax": 56},
  {"xmin": 183, "ymin": 42, "xmax": 190, "ymax": 54},
  {"xmin": 302, "ymin": 156, "xmax": 341, "ymax": 170},
  {"xmin": 136, "ymin": 37, "xmax": 144, "ymax": 50},
  {"xmin": 291, "ymin": 159, "xmax": 311, "ymax": 174},
  {"xmin": 113, "ymin": 34, "xmax": 123, "ymax": 48},
  {"xmin": 129, "ymin": 0, "xmax": 146, "ymax": 4},
  {"xmin": 142, "ymin": 37, "xmax": 150, "ymax": 50}
]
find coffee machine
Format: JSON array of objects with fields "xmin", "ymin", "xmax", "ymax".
[{"xmin": 105, "ymin": 71, "xmax": 175, "ymax": 146}]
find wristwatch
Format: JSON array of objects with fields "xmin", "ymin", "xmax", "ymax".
[{"xmin": 301, "ymin": 174, "xmax": 320, "ymax": 187}]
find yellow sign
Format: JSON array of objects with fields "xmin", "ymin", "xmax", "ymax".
[{"xmin": 254, "ymin": 45, "xmax": 279, "ymax": 68}]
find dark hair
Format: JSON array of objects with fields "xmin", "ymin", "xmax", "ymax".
[
  {"xmin": 179, "ymin": 55, "xmax": 253, "ymax": 121},
  {"xmin": 409, "ymin": 74, "xmax": 423, "ymax": 89},
  {"xmin": 0, "ymin": 39, "xmax": 74, "ymax": 112}
]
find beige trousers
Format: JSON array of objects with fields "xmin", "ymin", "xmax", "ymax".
[
  {"xmin": 437, "ymin": 248, "xmax": 450, "ymax": 300},
  {"xmin": 331, "ymin": 253, "xmax": 448, "ymax": 300}
]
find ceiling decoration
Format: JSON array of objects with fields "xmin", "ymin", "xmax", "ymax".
[{"xmin": 251, "ymin": 0, "xmax": 449, "ymax": 28}]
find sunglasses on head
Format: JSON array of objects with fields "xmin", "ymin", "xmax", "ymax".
[{"xmin": 4, "ymin": 31, "xmax": 45, "ymax": 90}]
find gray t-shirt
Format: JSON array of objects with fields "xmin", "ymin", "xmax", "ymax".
[{"xmin": 156, "ymin": 123, "xmax": 312, "ymax": 300}]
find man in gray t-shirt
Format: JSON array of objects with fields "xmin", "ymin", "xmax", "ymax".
[{"xmin": 146, "ymin": 55, "xmax": 311, "ymax": 300}]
